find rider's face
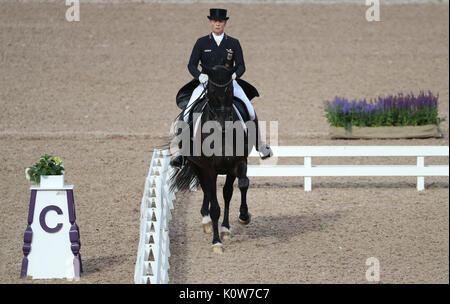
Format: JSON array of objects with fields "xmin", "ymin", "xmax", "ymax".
[{"xmin": 210, "ymin": 19, "xmax": 227, "ymax": 35}]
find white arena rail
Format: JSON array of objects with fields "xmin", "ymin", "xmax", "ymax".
[
  {"xmin": 134, "ymin": 145, "xmax": 448, "ymax": 283},
  {"xmin": 134, "ymin": 149, "xmax": 176, "ymax": 284},
  {"xmin": 248, "ymin": 146, "xmax": 449, "ymax": 191}
]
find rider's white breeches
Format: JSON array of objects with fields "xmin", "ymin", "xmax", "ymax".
[{"xmin": 183, "ymin": 80, "xmax": 256, "ymax": 122}]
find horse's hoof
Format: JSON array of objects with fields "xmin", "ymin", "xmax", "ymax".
[
  {"xmin": 220, "ymin": 226, "xmax": 231, "ymax": 241},
  {"xmin": 211, "ymin": 242, "xmax": 223, "ymax": 254},
  {"xmin": 238, "ymin": 212, "xmax": 251, "ymax": 226},
  {"xmin": 203, "ymin": 223, "xmax": 212, "ymax": 234},
  {"xmin": 202, "ymin": 215, "xmax": 212, "ymax": 234}
]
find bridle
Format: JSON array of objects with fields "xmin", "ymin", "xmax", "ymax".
[
  {"xmin": 207, "ymin": 77, "xmax": 233, "ymax": 88},
  {"xmin": 205, "ymin": 78, "xmax": 234, "ymax": 127}
]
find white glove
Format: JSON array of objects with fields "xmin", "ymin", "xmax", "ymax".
[
  {"xmin": 199, "ymin": 73, "xmax": 208, "ymax": 84},
  {"xmin": 232, "ymin": 72, "xmax": 237, "ymax": 80}
]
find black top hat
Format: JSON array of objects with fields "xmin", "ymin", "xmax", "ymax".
[{"xmin": 207, "ymin": 8, "xmax": 229, "ymax": 21}]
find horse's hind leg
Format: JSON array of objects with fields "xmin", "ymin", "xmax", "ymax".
[
  {"xmin": 237, "ymin": 161, "xmax": 251, "ymax": 226},
  {"xmin": 221, "ymin": 174, "xmax": 236, "ymax": 241}
]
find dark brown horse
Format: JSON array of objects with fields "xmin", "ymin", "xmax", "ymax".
[{"xmin": 170, "ymin": 64, "xmax": 256, "ymax": 253}]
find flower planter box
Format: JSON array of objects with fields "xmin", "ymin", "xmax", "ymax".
[
  {"xmin": 39, "ymin": 175, "xmax": 64, "ymax": 188},
  {"xmin": 329, "ymin": 124, "xmax": 442, "ymax": 139}
]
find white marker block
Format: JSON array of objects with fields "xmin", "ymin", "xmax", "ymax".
[{"xmin": 20, "ymin": 184, "xmax": 82, "ymax": 280}]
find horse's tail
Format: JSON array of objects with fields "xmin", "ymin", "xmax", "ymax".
[{"xmin": 169, "ymin": 161, "xmax": 199, "ymax": 193}]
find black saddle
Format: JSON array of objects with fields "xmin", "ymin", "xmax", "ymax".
[
  {"xmin": 186, "ymin": 94, "xmax": 251, "ymax": 126},
  {"xmin": 176, "ymin": 78, "xmax": 259, "ymax": 111}
]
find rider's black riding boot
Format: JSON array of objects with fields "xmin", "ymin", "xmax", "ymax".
[{"xmin": 253, "ymin": 114, "xmax": 273, "ymax": 159}]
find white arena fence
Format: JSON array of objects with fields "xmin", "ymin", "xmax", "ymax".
[
  {"xmin": 134, "ymin": 145, "xmax": 448, "ymax": 283},
  {"xmin": 134, "ymin": 149, "xmax": 175, "ymax": 284},
  {"xmin": 248, "ymin": 146, "xmax": 449, "ymax": 191}
]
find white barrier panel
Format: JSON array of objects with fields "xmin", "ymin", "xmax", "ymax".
[
  {"xmin": 134, "ymin": 149, "xmax": 175, "ymax": 284},
  {"xmin": 248, "ymin": 146, "xmax": 449, "ymax": 191}
]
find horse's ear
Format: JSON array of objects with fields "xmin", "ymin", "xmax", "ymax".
[{"xmin": 200, "ymin": 63, "xmax": 211, "ymax": 75}]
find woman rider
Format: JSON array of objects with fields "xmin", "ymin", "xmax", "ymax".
[{"xmin": 170, "ymin": 8, "xmax": 272, "ymax": 168}]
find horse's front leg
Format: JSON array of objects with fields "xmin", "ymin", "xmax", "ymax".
[
  {"xmin": 221, "ymin": 173, "xmax": 236, "ymax": 241},
  {"xmin": 200, "ymin": 192, "xmax": 212, "ymax": 234},
  {"xmin": 198, "ymin": 172, "xmax": 212, "ymax": 234},
  {"xmin": 237, "ymin": 160, "xmax": 251, "ymax": 226},
  {"xmin": 204, "ymin": 173, "xmax": 222, "ymax": 253}
]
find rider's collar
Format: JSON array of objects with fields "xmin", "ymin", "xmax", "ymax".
[
  {"xmin": 211, "ymin": 32, "xmax": 224, "ymax": 38},
  {"xmin": 211, "ymin": 32, "xmax": 224, "ymax": 46},
  {"xmin": 209, "ymin": 32, "xmax": 227, "ymax": 40}
]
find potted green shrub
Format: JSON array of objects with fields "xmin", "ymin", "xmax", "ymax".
[
  {"xmin": 324, "ymin": 91, "xmax": 444, "ymax": 139},
  {"xmin": 25, "ymin": 154, "xmax": 65, "ymax": 188}
]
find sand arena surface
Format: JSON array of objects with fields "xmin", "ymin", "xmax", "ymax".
[{"xmin": 0, "ymin": 2, "xmax": 448, "ymax": 283}]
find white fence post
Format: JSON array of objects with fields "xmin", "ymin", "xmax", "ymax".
[
  {"xmin": 304, "ymin": 157, "xmax": 312, "ymax": 192},
  {"xmin": 417, "ymin": 156, "xmax": 425, "ymax": 191}
]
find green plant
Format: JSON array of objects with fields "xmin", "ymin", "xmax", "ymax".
[{"xmin": 26, "ymin": 154, "xmax": 64, "ymax": 184}]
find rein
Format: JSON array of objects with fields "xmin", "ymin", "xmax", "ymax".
[
  {"xmin": 174, "ymin": 84, "xmax": 207, "ymax": 123},
  {"xmin": 207, "ymin": 78, "xmax": 233, "ymax": 88}
]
